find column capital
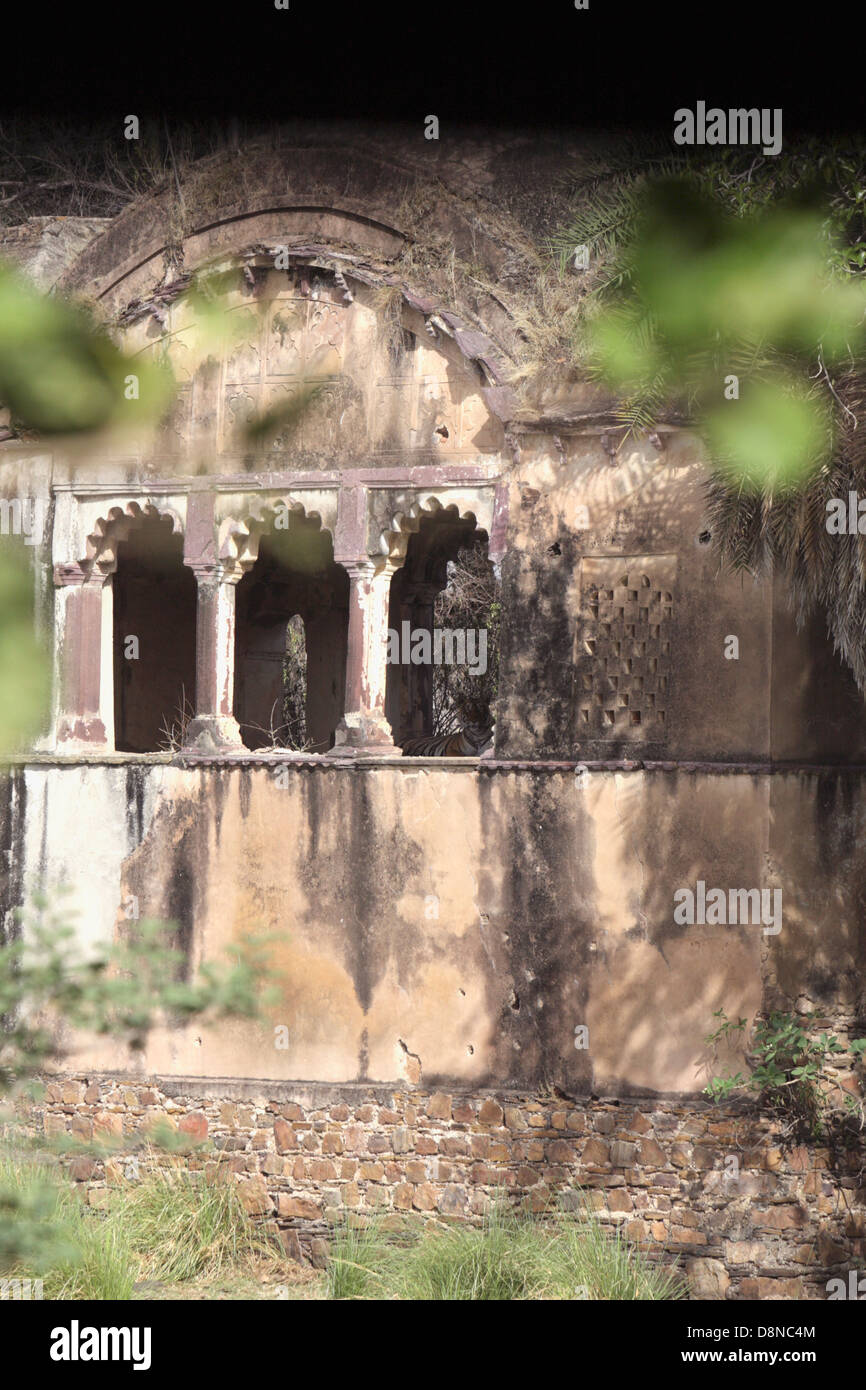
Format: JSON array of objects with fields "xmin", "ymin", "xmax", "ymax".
[
  {"xmin": 341, "ymin": 555, "xmax": 399, "ymax": 584},
  {"xmin": 184, "ymin": 558, "xmax": 243, "ymax": 586},
  {"xmin": 53, "ymin": 562, "xmax": 109, "ymax": 589}
]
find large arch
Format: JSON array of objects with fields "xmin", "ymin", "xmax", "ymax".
[{"xmin": 56, "ymin": 138, "xmax": 535, "ymax": 381}]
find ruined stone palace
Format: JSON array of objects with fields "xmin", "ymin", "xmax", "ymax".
[{"xmin": 1, "ymin": 129, "xmax": 864, "ymax": 1295}]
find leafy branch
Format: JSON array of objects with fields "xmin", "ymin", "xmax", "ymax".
[{"xmin": 703, "ymin": 1007, "xmax": 866, "ymax": 1141}]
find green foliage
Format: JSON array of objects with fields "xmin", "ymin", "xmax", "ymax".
[
  {"xmin": 110, "ymin": 1167, "xmax": 279, "ymax": 1283},
  {"xmin": 0, "ymin": 896, "xmax": 273, "ymax": 1272},
  {"xmin": 0, "ymin": 540, "xmax": 50, "ymax": 751},
  {"xmin": 0, "ymin": 261, "xmax": 173, "ymax": 435},
  {"xmin": 325, "ymin": 1214, "xmax": 391, "ymax": 1300},
  {"xmin": 704, "ymin": 1008, "xmax": 866, "ymax": 1140},
  {"xmin": 0, "ymin": 1153, "xmax": 133, "ymax": 1297},
  {"xmin": 585, "ymin": 177, "xmax": 864, "ymax": 488},
  {"xmin": 327, "ymin": 1199, "xmax": 683, "ymax": 1301},
  {"xmin": 552, "ymin": 136, "xmax": 688, "ymax": 277},
  {"xmin": 2, "ymin": 1166, "xmax": 685, "ymax": 1301},
  {"xmin": 47, "ymin": 1208, "xmax": 136, "ymax": 1301},
  {"xmin": 557, "ymin": 142, "xmax": 866, "ymax": 316},
  {"xmin": 556, "ymin": 142, "xmax": 866, "ymax": 694},
  {"xmin": 701, "ymin": 375, "xmax": 832, "ymax": 490},
  {"xmin": 0, "ymin": 1154, "xmax": 81, "ymax": 1274}
]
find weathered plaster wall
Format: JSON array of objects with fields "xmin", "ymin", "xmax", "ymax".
[
  {"xmin": 3, "ymin": 188, "xmax": 864, "ymax": 772},
  {"xmin": 2, "ymin": 141, "xmax": 865, "ymax": 1305},
  {"xmin": 3, "ymin": 762, "xmax": 864, "ymax": 1094},
  {"xmin": 497, "ymin": 428, "xmax": 866, "ymax": 762}
]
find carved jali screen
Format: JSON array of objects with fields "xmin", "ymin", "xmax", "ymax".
[{"xmin": 574, "ymin": 555, "xmax": 677, "ymax": 742}]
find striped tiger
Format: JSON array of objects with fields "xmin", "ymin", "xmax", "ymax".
[{"xmin": 401, "ymin": 700, "xmax": 494, "ymax": 757}]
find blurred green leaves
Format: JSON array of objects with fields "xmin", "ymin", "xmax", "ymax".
[
  {"xmin": 0, "ymin": 898, "xmax": 274, "ymax": 1273},
  {"xmin": 0, "ymin": 257, "xmax": 327, "ymax": 757},
  {"xmin": 0, "ymin": 259, "xmax": 172, "ymax": 757},
  {"xmin": 0, "ymin": 540, "xmax": 50, "ymax": 751},
  {"xmin": 702, "ymin": 375, "xmax": 833, "ymax": 488},
  {"xmin": 631, "ymin": 183, "xmax": 861, "ymax": 354},
  {"xmin": 0, "ymin": 262, "xmax": 174, "ymax": 435},
  {"xmin": 588, "ymin": 177, "xmax": 866, "ymax": 488}
]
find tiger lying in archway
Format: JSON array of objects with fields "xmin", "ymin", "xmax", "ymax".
[{"xmin": 400, "ymin": 699, "xmax": 494, "ymax": 757}]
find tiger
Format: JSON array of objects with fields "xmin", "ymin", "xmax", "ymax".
[{"xmin": 400, "ymin": 698, "xmax": 494, "ymax": 757}]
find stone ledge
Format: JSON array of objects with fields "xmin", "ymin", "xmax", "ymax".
[
  {"xmin": 6, "ymin": 755, "xmax": 866, "ymax": 774},
  {"xmin": 31, "ymin": 1071, "xmax": 730, "ymax": 1106}
]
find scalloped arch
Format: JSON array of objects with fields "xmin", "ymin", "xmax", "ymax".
[
  {"xmin": 218, "ymin": 496, "xmax": 333, "ymax": 573},
  {"xmin": 379, "ymin": 492, "xmax": 494, "ymax": 561},
  {"xmin": 84, "ymin": 501, "xmax": 184, "ymax": 575}
]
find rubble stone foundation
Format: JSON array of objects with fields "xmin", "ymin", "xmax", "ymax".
[{"xmin": 22, "ymin": 1074, "xmax": 866, "ymax": 1298}]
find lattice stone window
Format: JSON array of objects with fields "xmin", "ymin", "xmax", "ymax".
[{"xmin": 575, "ymin": 555, "xmax": 677, "ymax": 741}]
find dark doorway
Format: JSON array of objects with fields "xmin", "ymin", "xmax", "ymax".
[
  {"xmin": 112, "ymin": 515, "xmax": 197, "ymax": 752},
  {"xmin": 234, "ymin": 513, "xmax": 349, "ymax": 752},
  {"xmin": 385, "ymin": 511, "xmax": 498, "ymax": 744}
]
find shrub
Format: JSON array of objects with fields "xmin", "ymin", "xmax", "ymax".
[{"xmin": 705, "ymin": 1008, "xmax": 866, "ymax": 1140}]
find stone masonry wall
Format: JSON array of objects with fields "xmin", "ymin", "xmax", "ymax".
[{"xmin": 23, "ymin": 1074, "xmax": 866, "ymax": 1300}]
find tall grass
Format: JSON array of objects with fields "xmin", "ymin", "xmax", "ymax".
[
  {"xmin": 547, "ymin": 1209, "xmax": 683, "ymax": 1300},
  {"xmin": 327, "ymin": 1196, "xmax": 684, "ymax": 1301},
  {"xmin": 0, "ymin": 1153, "xmax": 134, "ymax": 1298},
  {"xmin": 112, "ymin": 1166, "xmax": 279, "ymax": 1281},
  {"xmin": 0, "ymin": 1152, "xmax": 279, "ymax": 1298},
  {"xmin": 387, "ymin": 1203, "xmax": 543, "ymax": 1301},
  {"xmin": 48, "ymin": 1217, "xmax": 135, "ymax": 1300},
  {"xmin": 2, "ymin": 1155, "xmax": 686, "ymax": 1302},
  {"xmin": 325, "ymin": 1215, "xmax": 392, "ymax": 1300}
]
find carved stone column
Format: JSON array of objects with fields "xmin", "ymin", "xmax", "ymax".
[
  {"xmin": 53, "ymin": 562, "xmax": 112, "ymax": 748},
  {"xmin": 183, "ymin": 561, "xmax": 244, "ymax": 750},
  {"xmin": 330, "ymin": 558, "xmax": 399, "ymax": 754}
]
